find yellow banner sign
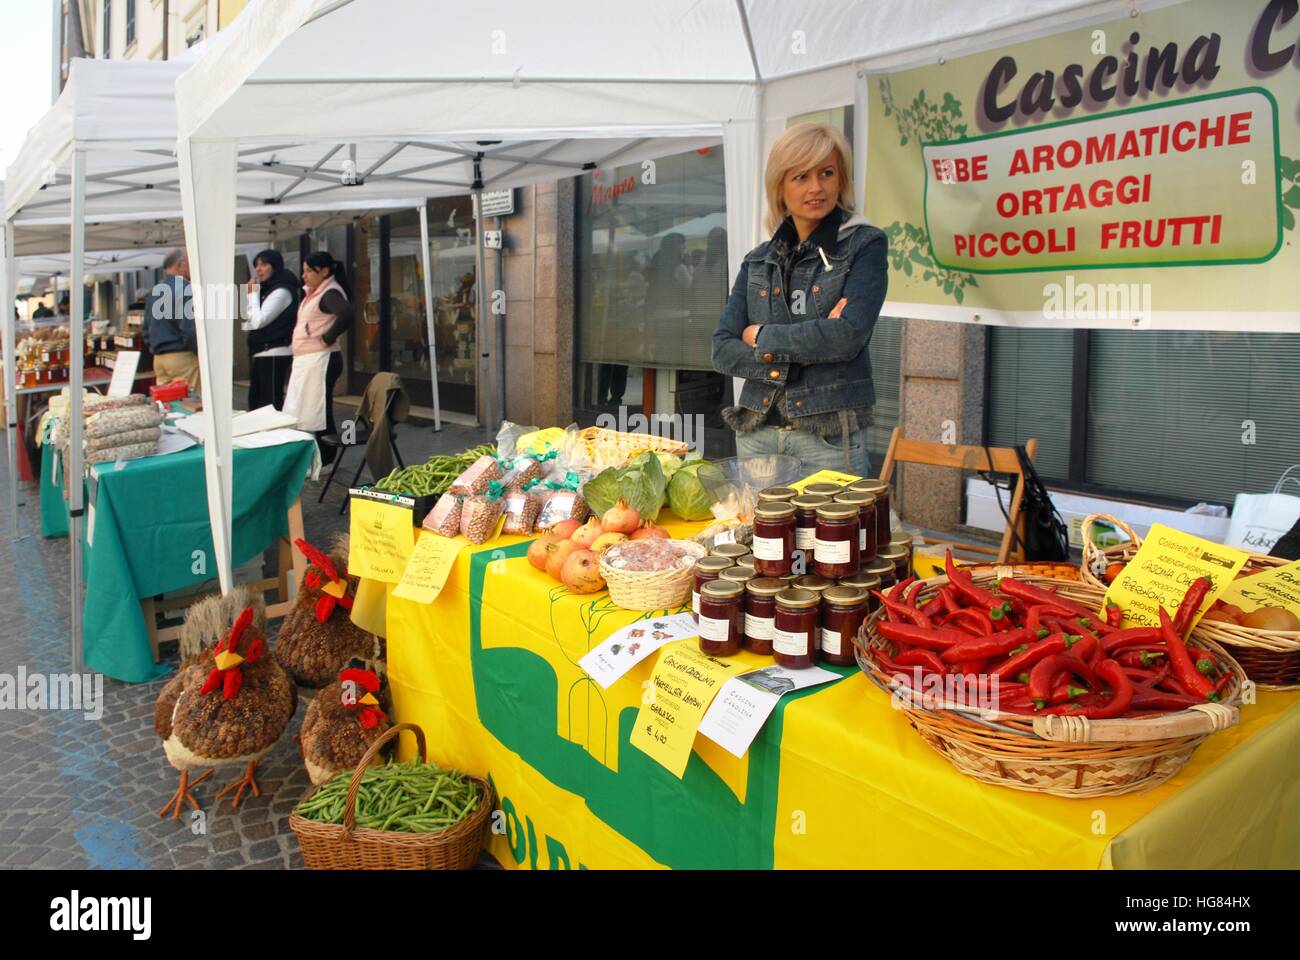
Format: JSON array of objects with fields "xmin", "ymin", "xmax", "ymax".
[
  {"xmin": 630, "ymin": 640, "xmax": 749, "ymax": 779},
  {"xmin": 791, "ymin": 469, "xmax": 862, "ymax": 492},
  {"xmin": 1216, "ymin": 559, "xmax": 1300, "ymax": 623},
  {"xmin": 393, "ymin": 532, "xmax": 466, "ymax": 604},
  {"xmin": 1102, "ymin": 523, "xmax": 1248, "ymax": 629},
  {"xmin": 348, "ymin": 497, "xmax": 416, "ymax": 583}
]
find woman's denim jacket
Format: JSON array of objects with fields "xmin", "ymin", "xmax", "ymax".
[{"xmin": 712, "ymin": 211, "xmax": 888, "ymax": 438}]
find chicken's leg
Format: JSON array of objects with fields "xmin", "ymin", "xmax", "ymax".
[
  {"xmin": 215, "ymin": 760, "xmax": 262, "ymax": 810},
  {"xmin": 158, "ymin": 768, "xmax": 213, "ymax": 820}
]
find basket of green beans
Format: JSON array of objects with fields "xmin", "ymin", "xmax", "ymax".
[
  {"xmin": 289, "ymin": 723, "xmax": 493, "ymax": 870},
  {"xmin": 371, "ymin": 445, "xmax": 497, "ymax": 498}
]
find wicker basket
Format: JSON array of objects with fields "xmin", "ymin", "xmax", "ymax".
[
  {"xmin": 599, "ymin": 539, "xmax": 706, "ymax": 612},
  {"xmin": 852, "ymin": 571, "xmax": 1246, "ymax": 798},
  {"xmin": 289, "ymin": 723, "xmax": 493, "ymax": 870},
  {"xmin": 1080, "ymin": 513, "xmax": 1298, "ymax": 688}
]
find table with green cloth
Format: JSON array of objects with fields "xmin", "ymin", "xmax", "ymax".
[
  {"xmin": 82, "ymin": 439, "xmax": 315, "ymax": 683},
  {"xmin": 38, "ymin": 423, "xmax": 69, "ymax": 539}
]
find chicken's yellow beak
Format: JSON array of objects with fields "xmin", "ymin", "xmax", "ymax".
[
  {"xmin": 322, "ymin": 579, "xmax": 347, "ymax": 599},
  {"xmin": 359, "ymin": 692, "xmax": 379, "ymax": 706},
  {"xmin": 215, "ymin": 650, "xmax": 245, "ymax": 671}
]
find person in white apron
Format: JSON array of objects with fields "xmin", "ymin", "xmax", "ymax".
[{"xmin": 283, "ymin": 253, "xmax": 353, "ymax": 463}]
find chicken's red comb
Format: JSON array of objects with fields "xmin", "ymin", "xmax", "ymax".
[
  {"xmin": 294, "ymin": 538, "xmax": 339, "ymax": 582},
  {"xmin": 339, "ymin": 667, "xmax": 380, "ymax": 693},
  {"xmin": 227, "ymin": 606, "xmax": 255, "ymax": 653}
]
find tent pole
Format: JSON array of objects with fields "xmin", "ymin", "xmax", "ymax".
[
  {"xmin": 494, "ymin": 214, "xmax": 505, "ymax": 429},
  {"xmin": 2, "ymin": 219, "xmax": 19, "ymax": 540},
  {"xmin": 472, "ymin": 154, "xmax": 490, "ymax": 431},
  {"xmin": 69, "ymin": 148, "xmax": 86, "ymax": 673},
  {"xmin": 417, "ymin": 203, "xmax": 442, "ymax": 431}
]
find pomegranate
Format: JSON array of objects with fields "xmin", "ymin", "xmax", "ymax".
[
  {"xmin": 551, "ymin": 518, "xmax": 583, "ymax": 540},
  {"xmin": 630, "ymin": 522, "xmax": 669, "ymax": 540},
  {"xmin": 546, "ymin": 540, "xmax": 582, "ymax": 581},
  {"xmin": 601, "ymin": 500, "xmax": 641, "ymax": 535},
  {"xmin": 527, "ymin": 533, "xmax": 562, "ymax": 573},
  {"xmin": 591, "ymin": 532, "xmax": 630, "ymax": 555},
  {"xmin": 561, "ymin": 549, "xmax": 606, "ymax": 594},
  {"xmin": 569, "ymin": 517, "xmax": 604, "ymax": 548}
]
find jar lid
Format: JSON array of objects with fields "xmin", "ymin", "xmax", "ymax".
[
  {"xmin": 701, "ymin": 580, "xmax": 744, "ymax": 601},
  {"xmin": 864, "ymin": 559, "xmax": 895, "ymax": 578},
  {"xmin": 757, "ymin": 486, "xmax": 798, "ymax": 503},
  {"xmin": 775, "ymin": 587, "xmax": 821, "ymax": 610},
  {"xmin": 746, "ymin": 576, "xmax": 786, "ymax": 598},
  {"xmin": 889, "ymin": 533, "xmax": 913, "ymax": 547},
  {"xmin": 694, "ymin": 556, "xmax": 734, "ymax": 574},
  {"xmin": 790, "ymin": 494, "xmax": 831, "ymax": 511},
  {"xmin": 720, "ymin": 565, "xmax": 755, "ymax": 584},
  {"xmin": 823, "ymin": 585, "xmax": 869, "ymax": 607},
  {"xmin": 711, "ymin": 542, "xmax": 751, "ymax": 559},
  {"xmin": 733, "ymin": 554, "xmax": 757, "ymax": 570},
  {"xmin": 815, "ymin": 502, "xmax": 860, "ymax": 521},
  {"xmin": 794, "ymin": 574, "xmax": 834, "ymax": 593},
  {"xmin": 838, "ymin": 572, "xmax": 881, "ymax": 592},
  {"xmin": 755, "ymin": 502, "xmax": 796, "ymax": 520},
  {"xmin": 834, "ymin": 491, "xmax": 876, "ymax": 507},
  {"xmin": 878, "ymin": 544, "xmax": 909, "ymax": 560},
  {"xmin": 850, "ymin": 479, "xmax": 889, "ymax": 495},
  {"xmin": 802, "ymin": 481, "xmax": 844, "ymax": 496}
]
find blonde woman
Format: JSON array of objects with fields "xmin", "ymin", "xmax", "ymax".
[{"xmin": 712, "ymin": 122, "xmax": 887, "ymax": 475}]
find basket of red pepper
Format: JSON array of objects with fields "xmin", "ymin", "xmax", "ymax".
[{"xmin": 852, "ymin": 551, "xmax": 1247, "ymax": 798}]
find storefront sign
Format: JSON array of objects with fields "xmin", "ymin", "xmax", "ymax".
[
  {"xmin": 1102, "ymin": 523, "xmax": 1248, "ymax": 630},
  {"xmin": 866, "ymin": 0, "xmax": 1300, "ymax": 328}
]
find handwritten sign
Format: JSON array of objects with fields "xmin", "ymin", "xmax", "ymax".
[
  {"xmin": 107, "ymin": 351, "xmax": 140, "ymax": 397},
  {"xmin": 1215, "ymin": 559, "xmax": 1300, "ymax": 623},
  {"xmin": 578, "ymin": 613, "xmax": 699, "ymax": 689},
  {"xmin": 348, "ymin": 497, "xmax": 416, "ymax": 583},
  {"xmin": 1102, "ymin": 523, "xmax": 1248, "ymax": 630},
  {"xmin": 629, "ymin": 641, "xmax": 749, "ymax": 778},
  {"xmin": 791, "ymin": 469, "xmax": 862, "ymax": 492},
  {"xmin": 698, "ymin": 664, "xmax": 840, "ymax": 758},
  {"xmin": 392, "ymin": 532, "xmax": 466, "ymax": 604}
]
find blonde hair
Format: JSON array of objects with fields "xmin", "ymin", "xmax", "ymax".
[{"xmin": 764, "ymin": 122, "xmax": 855, "ymax": 234}]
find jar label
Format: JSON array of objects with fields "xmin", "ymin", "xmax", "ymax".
[
  {"xmin": 698, "ymin": 615, "xmax": 731, "ymax": 643},
  {"xmin": 859, "ymin": 529, "xmax": 866, "ymax": 551},
  {"xmin": 773, "ymin": 628, "xmax": 808, "ymax": 656},
  {"xmin": 795, "ymin": 527, "xmax": 816, "ymax": 550},
  {"xmin": 752, "ymin": 535, "xmax": 785, "ymax": 561},
  {"xmin": 744, "ymin": 614, "xmax": 774, "ymax": 641},
  {"xmin": 821, "ymin": 628, "xmax": 843, "ymax": 655},
  {"xmin": 692, "ymin": 591, "xmax": 699, "ymax": 616},
  {"xmin": 815, "ymin": 538, "xmax": 851, "ymax": 564}
]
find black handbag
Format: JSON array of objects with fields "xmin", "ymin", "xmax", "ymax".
[{"xmin": 980, "ymin": 446, "xmax": 1071, "ymax": 562}]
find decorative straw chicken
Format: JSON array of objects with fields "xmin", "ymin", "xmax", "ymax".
[
  {"xmin": 155, "ymin": 604, "xmax": 297, "ymax": 818},
  {"xmin": 299, "ymin": 664, "xmax": 394, "ymax": 785},
  {"xmin": 274, "ymin": 536, "xmax": 383, "ymax": 689}
]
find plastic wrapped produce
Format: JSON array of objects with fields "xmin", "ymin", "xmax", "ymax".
[
  {"xmin": 536, "ymin": 481, "xmax": 590, "ymax": 530},
  {"xmin": 501, "ymin": 489, "xmax": 542, "ymax": 536},
  {"xmin": 601, "ymin": 539, "xmax": 698, "ymax": 573},
  {"xmin": 460, "ymin": 482, "xmax": 507, "ymax": 544},
  {"xmin": 422, "ymin": 493, "xmax": 464, "ymax": 538},
  {"xmin": 448, "ymin": 455, "xmax": 503, "ymax": 496}
]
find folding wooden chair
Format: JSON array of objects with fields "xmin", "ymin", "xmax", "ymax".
[{"xmin": 878, "ymin": 427, "xmax": 1039, "ymax": 564}]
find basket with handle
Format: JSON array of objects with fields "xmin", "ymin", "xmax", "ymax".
[
  {"xmin": 1080, "ymin": 514, "xmax": 1296, "ymax": 687},
  {"xmin": 289, "ymin": 722, "xmax": 493, "ymax": 870},
  {"xmin": 852, "ymin": 570, "xmax": 1246, "ymax": 798},
  {"xmin": 599, "ymin": 539, "xmax": 706, "ymax": 612}
]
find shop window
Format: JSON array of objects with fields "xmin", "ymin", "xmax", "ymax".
[{"xmin": 125, "ymin": 0, "xmax": 135, "ymax": 48}]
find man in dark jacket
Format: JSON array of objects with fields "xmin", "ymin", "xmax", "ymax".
[{"xmin": 144, "ymin": 248, "xmax": 201, "ymax": 393}]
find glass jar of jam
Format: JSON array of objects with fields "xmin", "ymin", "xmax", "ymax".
[
  {"xmin": 837, "ymin": 572, "xmax": 882, "ymax": 612},
  {"xmin": 773, "ymin": 588, "xmax": 821, "ymax": 669},
  {"xmin": 734, "ymin": 554, "xmax": 756, "ymax": 573},
  {"xmin": 697, "ymin": 580, "xmax": 744, "ymax": 656},
  {"xmin": 744, "ymin": 577, "xmax": 785, "ymax": 654},
  {"xmin": 820, "ymin": 586, "xmax": 869, "ymax": 666},
  {"xmin": 692, "ymin": 556, "xmax": 733, "ymax": 619},
  {"xmin": 878, "ymin": 543, "xmax": 911, "ymax": 584},
  {"xmin": 793, "ymin": 574, "xmax": 834, "ymax": 598},
  {"xmin": 720, "ymin": 565, "xmax": 754, "ymax": 588},
  {"xmin": 752, "ymin": 502, "xmax": 796, "ymax": 578},
  {"xmin": 864, "ymin": 558, "xmax": 896, "ymax": 591},
  {"xmin": 791, "ymin": 494, "xmax": 829, "ymax": 555},
  {"xmin": 814, "ymin": 502, "xmax": 860, "ymax": 579},
  {"xmin": 711, "ymin": 542, "xmax": 751, "ymax": 564},
  {"xmin": 889, "ymin": 534, "xmax": 913, "ymax": 575},
  {"xmin": 850, "ymin": 479, "xmax": 891, "ymax": 548},
  {"xmin": 757, "ymin": 486, "xmax": 798, "ymax": 505},
  {"xmin": 834, "ymin": 491, "xmax": 878, "ymax": 565},
  {"xmin": 802, "ymin": 481, "xmax": 845, "ymax": 498}
]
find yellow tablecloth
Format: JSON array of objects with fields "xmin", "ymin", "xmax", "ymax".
[{"xmin": 371, "ymin": 524, "xmax": 1300, "ymax": 869}]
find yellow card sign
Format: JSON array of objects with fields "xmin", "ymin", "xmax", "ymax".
[
  {"xmin": 393, "ymin": 532, "xmax": 466, "ymax": 604},
  {"xmin": 791, "ymin": 469, "xmax": 862, "ymax": 492},
  {"xmin": 348, "ymin": 497, "xmax": 416, "ymax": 583},
  {"xmin": 1102, "ymin": 524, "xmax": 1248, "ymax": 630},
  {"xmin": 1216, "ymin": 559, "xmax": 1300, "ymax": 623},
  {"xmin": 630, "ymin": 641, "xmax": 749, "ymax": 779}
]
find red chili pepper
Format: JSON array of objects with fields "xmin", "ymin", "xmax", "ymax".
[
  {"xmin": 875, "ymin": 621, "xmax": 969, "ymax": 651},
  {"xmin": 938, "ymin": 585, "xmax": 962, "ymax": 615},
  {"xmin": 953, "ymin": 659, "xmax": 988, "ymax": 675},
  {"xmin": 1100, "ymin": 627, "xmax": 1164, "ymax": 654},
  {"xmin": 1048, "ymin": 682, "xmax": 1090, "ymax": 705},
  {"xmin": 944, "ymin": 550, "xmax": 1003, "ymax": 612},
  {"xmin": 1158, "ymin": 673, "xmax": 1191, "ymax": 696},
  {"xmin": 872, "ymin": 591, "xmax": 933, "ymax": 628},
  {"xmin": 1037, "ymin": 659, "xmax": 1133, "ymax": 718},
  {"xmin": 1025, "ymin": 603, "xmax": 1072, "ymax": 636},
  {"xmin": 947, "ymin": 607, "xmax": 994, "ymax": 636},
  {"xmin": 918, "ymin": 593, "xmax": 943, "ymax": 615},
  {"xmin": 1159, "ymin": 606, "xmax": 1216, "ymax": 700},
  {"xmin": 989, "ymin": 633, "xmax": 1077, "ymax": 679},
  {"xmin": 889, "ymin": 577, "xmax": 917, "ymax": 605},
  {"xmin": 1212, "ymin": 669, "xmax": 1232, "ymax": 698},
  {"xmin": 1105, "ymin": 599, "xmax": 1123, "ymax": 628},
  {"xmin": 996, "ymin": 577, "xmax": 1098, "ymax": 622},
  {"xmin": 1171, "ymin": 576, "xmax": 1214, "ymax": 638},
  {"xmin": 1130, "ymin": 689, "xmax": 1202, "ymax": 710},
  {"xmin": 894, "ymin": 649, "xmax": 947, "ymax": 674},
  {"xmin": 1115, "ymin": 649, "xmax": 1167, "ymax": 669},
  {"xmin": 940, "ymin": 627, "xmax": 1029, "ymax": 663},
  {"xmin": 1029, "ymin": 654, "xmax": 1098, "ymax": 701}
]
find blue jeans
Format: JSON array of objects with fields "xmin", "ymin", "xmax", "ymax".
[{"xmin": 734, "ymin": 425, "xmax": 873, "ymax": 478}]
